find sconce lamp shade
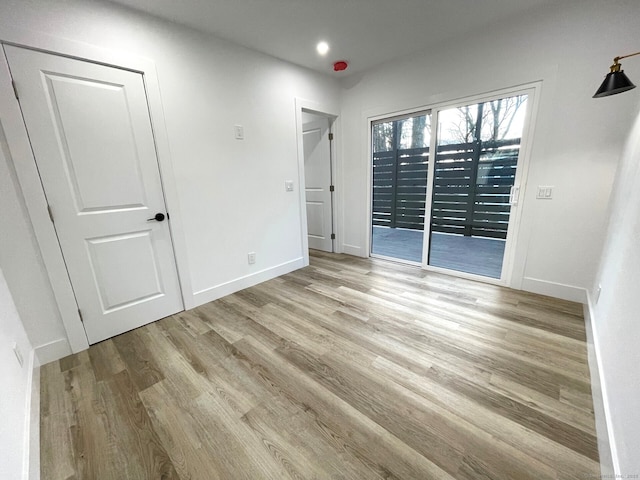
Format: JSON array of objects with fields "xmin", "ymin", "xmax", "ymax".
[{"xmin": 593, "ymin": 70, "xmax": 636, "ymax": 98}]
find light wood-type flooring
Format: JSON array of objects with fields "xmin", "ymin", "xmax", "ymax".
[{"xmin": 41, "ymin": 251, "xmax": 600, "ymax": 479}]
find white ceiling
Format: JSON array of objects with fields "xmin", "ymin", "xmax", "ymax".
[{"xmin": 109, "ymin": 0, "xmax": 557, "ymax": 76}]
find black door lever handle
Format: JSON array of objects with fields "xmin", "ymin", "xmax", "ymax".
[{"xmin": 147, "ymin": 213, "xmax": 166, "ymax": 222}]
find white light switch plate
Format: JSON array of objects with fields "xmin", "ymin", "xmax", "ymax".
[
  {"xmin": 285, "ymin": 180, "xmax": 294, "ymax": 192},
  {"xmin": 536, "ymin": 186, "xmax": 554, "ymax": 199},
  {"xmin": 234, "ymin": 125, "xmax": 244, "ymax": 140}
]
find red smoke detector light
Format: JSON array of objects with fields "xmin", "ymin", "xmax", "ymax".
[{"xmin": 333, "ymin": 61, "xmax": 348, "ymax": 72}]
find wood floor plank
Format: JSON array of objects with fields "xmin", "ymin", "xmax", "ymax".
[
  {"xmin": 241, "ymin": 395, "xmax": 386, "ymax": 480},
  {"xmin": 281, "ymin": 340, "xmax": 566, "ymax": 480},
  {"xmin": 141, "ymin": 323, "xmax": 207, "ymax": 403},
  {"xmin": 426, "ymin": 365, "xmax": 598, "ymax": 461},
  {"xmin": 488, "ymin": 374, "xmax": 597, "ymax": 436},
  {"xmin": 344, "ymin": 284, "xmax": 591, "ymax": 383},
  {"xmin": 41, "ymin": 251, "xmax": 601, "ymax": 480},
  {"xmin": 87, "ymin": 339, "xmax": 126, "ymax": 382},
  {"xmin": 197, "ymin": 298, "xmax": 284, "ymax": 348},
  {"xmin": 101, "ymin": 370, "xmax": 179, "ymax": 479},
  {"xmin": 40, "ymin": 362, "xmax": 77, "ymax": 480},
  {"xmin": 370, "ymin": 355, "xmax": 599, "ymax": 480},
  {"xmin": 233, "ymin": 334, "xmax": 457, "ymax": 480},
  {"xmin": 189, "ymin": 390, "xmax": 299, "ymax": 480},
  {"xmin": 112, "ymin": 330, "xmax": 165, "ymax": 391},
  {"xmin": 139, "ymin": 381, "xmax": 229, "ymax": 480},
  {"xmin": 65, "ymin": 353, "xmax": 121, "ymax": 480}
]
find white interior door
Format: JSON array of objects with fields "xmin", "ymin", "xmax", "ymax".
[
  {"xmin": 303, "ymin": 117, "xmax": 333, "ymax": 252},
  {"xmin": 5, "ymin": 45, "xmax": 183, "ymax": 344}
]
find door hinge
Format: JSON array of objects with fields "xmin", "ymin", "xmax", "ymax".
[
  {"xmin": 47, "ymin": 204, "xmax": 54, "ymax": 223},
  {"xmin": 329, "ymin": 185, "xmax": 335, "ymax": 192},
  {"xmin": 11, "ymin": 80, "xmax": 19, "ymax": 100},
  {"xmin": 328, "ymin": 132, "xmax": 334, "ymax": 141},
  {"xmin": 331, "ymin": 233, "xmax": 336, "ymax": 240},
  {"xmin": 78, "ymin": 309, "xmax": 84, "ymax": 322}
]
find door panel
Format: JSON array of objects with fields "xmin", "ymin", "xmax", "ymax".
[
  {"xmin": 305, "ymin": 202, "xmax": 326, "ymax": 238},
  {"xmin": 86, "ymin": 231, "xmax": 164, "ymax": 312},
  {"xmin": 5, "ymin": 45, "xmax": 183, "ymax": 344},
  {"xmin": 303, "ymin": 117, "xmax": 333, "ymax": 252},
  {"xmin": 427, "ymin": 94, "xmax": 529, "ymax": 279},
  {"xmin": 45, "ymin": 74, "xmax": 147, "ymax": 212},
  {"xmin": 370, "ymin": 113, "xmax": 431, "ymax": 263}
]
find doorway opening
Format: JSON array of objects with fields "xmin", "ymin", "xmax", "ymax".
[{"xmin": 302, "ymin": 110, "xmax": 335, "ymax": 253}]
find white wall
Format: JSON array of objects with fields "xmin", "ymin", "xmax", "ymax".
[
  {"xmin": 0, "ymin": 121, "xmax": 69, "ymax": 361},
  {"xmin": 0, "ymin": 0, "xmax": 341, "ymax": 358},
  {"xmin": 338, "ymin": 0, "xmax": 640, "ymax": 299},
  {"xmin": 590, "ymin": 103, "xmax": 640, "ymax": 476},
  {"xmin": 0, "ymin": 267, "xmax": 37, "ymax": 480}
]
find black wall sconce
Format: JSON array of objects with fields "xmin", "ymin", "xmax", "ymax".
[{"xmin": 594, "ymin": 51, "xmax": 640, "ymax": 98}]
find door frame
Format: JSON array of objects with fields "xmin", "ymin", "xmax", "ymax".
[
  {"xmin": 295, "ymin": 98, "xmax": 340, "ymax": 266},
  {"xmin": 369, "ymin": 109, "xmax": 432, "ymax": 267},
  {"xmin": 423, "ymin": 86, "xmax": 539, "ymax": 286},
  {"xmin": 302, "ymin": 115, "xmax": 335, "ymax": 253},
  {"xmin": 0, "ymin": 27, "xmax": 192, "ymax": 353},
  {"xmin": 365, "ymin": 82, "xmax": 542, "ymax": 288}
]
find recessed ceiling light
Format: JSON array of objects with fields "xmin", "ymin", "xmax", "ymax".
[{"xmin": 316, "ymin": 41, "xmax": 329, "ymax": 56}]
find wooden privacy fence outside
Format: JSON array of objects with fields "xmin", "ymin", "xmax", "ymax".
[
  {"xmin": 372, "ymin": 146, "xmax": 429, "ymax": 230},
  {"xmin": 372, "ymin": 138, "xmax": 520, "ymax": 239}
]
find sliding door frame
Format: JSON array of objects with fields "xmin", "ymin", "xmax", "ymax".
[
  {"xmin": 366, "ymin": 81, "xmax": 541, "ymax": 288},
  {"xmin": 369, "ymin": 109, "xmax": 432, "ymax": 266}
]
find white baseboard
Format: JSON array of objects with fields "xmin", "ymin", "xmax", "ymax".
[
  {"xmin": 342, "ymin": 244, "xmax": 364, "ymax": 257},
  {"xmin": 521, "ymin": 277, "xmax": 587, "ymax": 303},
  {"xmin": 584, "ymin": 292, "xmax": 619, "ymax": 476},
  {"xmin": 34, "ymin": 338, "xmax": 71, "ymax": 365},
  {"xmin": 23, "ymin": 349, "xmax": 40, "ymax": 480},
  {"xmin": 191, "ymin": 258, "xmax": 304, "ymax": 307}
]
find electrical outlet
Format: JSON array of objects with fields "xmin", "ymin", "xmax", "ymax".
[
  {"xmin": 12, "ymin": 342, "xmax": 23, "ymax": 367},
  {"xmin": 248, "ymin": 252, "xmax": 256, "ymax": 265}
]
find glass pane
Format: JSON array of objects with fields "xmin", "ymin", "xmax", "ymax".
[
  {"xmin": 372, "ymin": 122, "xmax": 394, "ymax": 152},
  {"xmin": 436, "ymin": 105, "xmax": 478, "ymax": 145},
  {"xmin": 428, "ymin": 94, "xmax": 528, "ymax": 278},
  {"xmin": 371, "ymin": 113, "xmax": 431, "ymax": 263},
  {"xmin": 398, "ymin": 115, "xmax": 430, "ymax": 149}
]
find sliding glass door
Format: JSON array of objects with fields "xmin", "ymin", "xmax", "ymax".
[
  {"xmin": 427, "ymin": 93, "xmax": 529, "ymax": 278},
  {"xmin": 371, "ymin": 112, "xmax": 431, "ymax": 263},
  {"xmin": 370, "ymin": 90, "xmax": 532, "ymax": 282}
]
